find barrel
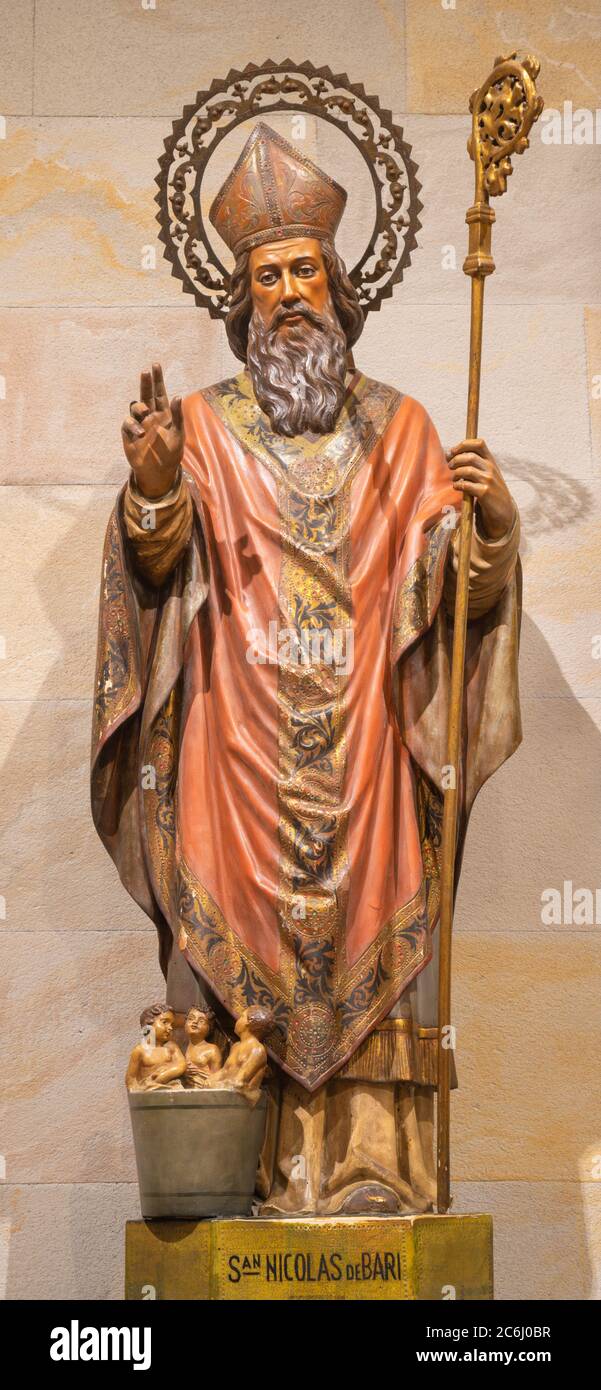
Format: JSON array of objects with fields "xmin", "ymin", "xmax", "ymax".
[{"xmin": 128, "ymin": 1088, "xmax": 267, "ymax": 1219}]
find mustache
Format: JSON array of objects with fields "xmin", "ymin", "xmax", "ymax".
[
  {"xmin": 247, "ymin": 302, "xmax": 348, "ymax": 437},
  {"xmin": 269, "ymin": 302, "xmax": 328, "ymax": 333}
]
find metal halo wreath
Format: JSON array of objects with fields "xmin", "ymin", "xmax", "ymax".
[{"xmin": 156, "ymin": 59, "xmax": 422, "ymax": 322}]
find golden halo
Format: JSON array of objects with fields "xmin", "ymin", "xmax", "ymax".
[{"xmin": 156, "ymin": 58, "xmax": 422, "ymax": 323}]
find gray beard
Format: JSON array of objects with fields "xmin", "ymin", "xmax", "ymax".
[{"xmin": 246, "ymin": 304, "xmax": 348, "ymax": 437}]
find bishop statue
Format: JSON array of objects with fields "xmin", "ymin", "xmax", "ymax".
[{"xmin": 92, "ymin": 124, "xmax": 521, "ymax": 1215}]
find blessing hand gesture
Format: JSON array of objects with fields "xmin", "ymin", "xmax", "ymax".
[{"xmin": 121, "ymin": 362, "xmax": 184, "ymax": 500}]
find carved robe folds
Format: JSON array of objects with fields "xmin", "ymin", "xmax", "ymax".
[{"xmin": 92, "ymin": 370, "xmax": 521, "ymax": 1212}]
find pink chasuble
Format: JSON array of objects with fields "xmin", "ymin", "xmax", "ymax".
[{"xmin": 173, "ymin": 371, "xmax": 457, "ymax": 1090}]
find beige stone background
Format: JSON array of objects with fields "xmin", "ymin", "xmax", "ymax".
[{"xmin": 1, "ymin": 0, "xmax": 600, "ymax": 1301}]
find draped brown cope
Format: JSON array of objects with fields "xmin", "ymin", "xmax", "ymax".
[{"xmin": 91, "ymin": 370, "xmax": 521, "ymax": 1094}]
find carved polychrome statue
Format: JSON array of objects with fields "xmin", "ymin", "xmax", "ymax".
[
  {"xmin": 95, "ymin": 119, "xmax": 521, "ymax": 1215},
  {"xmin": 215, "ymin": 1006, "xmax": 274, "ymax": 1099},
  {"xmin": 126, "ymin": 1004, "xmax": 186, "ymax": 1092},
  {"xmin": 183, "ymin": 1007, "xmax": 223, "ymax": 1088}
]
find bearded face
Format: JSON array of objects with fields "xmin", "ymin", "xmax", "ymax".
[
  {"xmin": 225, "ymin": 237, "xmax": 365, "ymax": 439},
  {"xmin": 246, "ymin": 296, "xmax": 348, "ymax": 437}
]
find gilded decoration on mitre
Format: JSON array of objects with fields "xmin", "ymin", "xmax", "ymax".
[{"xmin": 209, "ymin": 121, "xmax": 347, "ymax": 256}]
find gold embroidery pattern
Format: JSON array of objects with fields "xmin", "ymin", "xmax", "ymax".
[
  {"xmin": 391, "ymin": 521, "xmax": 451, "ymax": 663},
  {"xmin": 177, "ymin": 857, "xmax": 292, "ymax": 1043},
  {"xmin": 93, "ymin": 509, "xmax": 138, "ymax": 749},
  {"xmin": 142, "ymin": 682, "xmax": 182, "ymax": 920},
  {"xmin": 176, "ymin": 852, "xmax": 436, "ymax": 1091},
  {"xmin": 168, "ymin": 372, "xmax": 445, "ymax": 1089},
  {"xmin": 202, "ymin": 370, "xmax": 401, "ymax": 497},
  {"xmin": 275, "ymin": 471, "xmax": 351, "ymax": 1044},
  {"xmin": 415, "ymin": 767, "xmax": 443, "ymax": 885}
]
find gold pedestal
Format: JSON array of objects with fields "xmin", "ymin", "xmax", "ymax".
[{"xmin": 125, "ymin": 1214, "xmax": 493, "ymax": 1300}]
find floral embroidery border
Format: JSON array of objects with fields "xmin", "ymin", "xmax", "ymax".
[
  {"xmin": 176, "ymin": 852, "xmax": 436, "ymax": 1091},
  {"xmin": 391, "ymin": 520, "xmax": 452, "ymax": 664},
  {"xmin": 92, "ymin": 507, "xmax": 139, "ymax": 752},
  {"xmin": 202, "ymin": 370, "xmax": 401, "ymax": 497}
]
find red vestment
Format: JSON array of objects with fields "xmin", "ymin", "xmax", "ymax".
[{"xmin": 92, "ymin": 370, "xmax": 521, "ymax": 1092}]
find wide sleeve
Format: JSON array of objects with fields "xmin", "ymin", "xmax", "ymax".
[
  {"xmin": 123, "ymin": 468, "xmax": 194, "ymax": 586},
  {"xmin": 91, "ymin": 482, "xmax": 209, "ymax": 978},
  {"xmin": 444, "ymin": 506, "xmax": 521, "ymax": 619},
  {"xmin": 389, "ymin": 397, "xmax": 522, "ymax": 815}
]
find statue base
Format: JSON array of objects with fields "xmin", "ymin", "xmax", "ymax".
[{"xmin": 125, "ymin": 1213, "xmax": 493, "ymax": 1300}]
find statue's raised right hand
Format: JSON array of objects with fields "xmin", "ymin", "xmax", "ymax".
[{"xmin": 121, "ymin": 362, "xmax": 184, "ymax": 500}]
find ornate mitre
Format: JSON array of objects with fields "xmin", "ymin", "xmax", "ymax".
[{"xmin": 209, "ymin": 121, "xmax": 347, "ymax": 257}]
